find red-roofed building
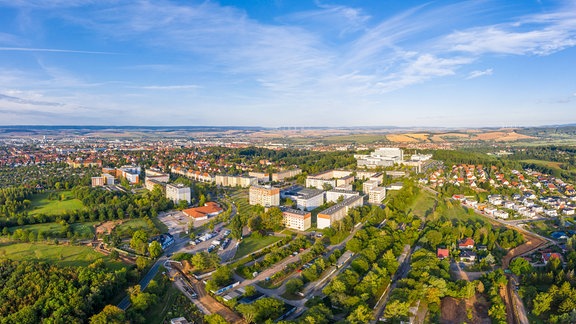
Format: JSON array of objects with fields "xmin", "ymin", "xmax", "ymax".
[
  {"xmin": 183, "ymin": 202, "xmax": 223, "ymax": 220},
  {"xmin": 458, "ymin": 238, "xmax": 475, "ymax": 250},
  {"xmin": 437, "ymin": 248, "xmax": 450, "ymax": 260}
]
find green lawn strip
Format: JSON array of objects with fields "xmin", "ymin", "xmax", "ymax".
[
  {"xmin": 328, "ymin": 231, "xmax": 348, "ymax": 245},
  {"xmin": 8, "ymin": 221, "xmax": 98, "ymax": 237},
  {"xmin": 29, "ymin": 191, "xmax": 85, "ymax": 216},
  {"xmin": 234, "ymin": 235, "xmax": 282, "ymax": 259},
  {"xmin": 114, "ymin": 219, "xmax": 156, "ymax": 238},
  {"xmin": 0, "ymin": 242, "xmax": 124, "ymax": 270}
]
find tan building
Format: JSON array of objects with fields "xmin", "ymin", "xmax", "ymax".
[
  {"xmin": 362, "ymin": 180, "xmax": 379, "ymax": 194},
  {"xmin": 91, "ymin": 176, "xmax": 105, "ymax": 187},
  {"xmin": 317, "ymin": 195, "xmax": 364, "ymax": 229},
  {"xmin": 306, "ymin": 170, "xmax": 354, "ymax": 190},
  {"xmin": 282, "ymin": 208, "xmax": 311, "ymax": 231},
  {"xmin": 249, "ymin": 185, "xmax": 280, "ymax": 207},
  {"xmin": 272, "ymin": 169, "xmax": 302, "ymax": 182},
  {"xmin": 368, "ymin": 187, "xmax": 386, "ymax": 204},
  {"xmin": 215, "ymin": 175, "xmax": 257, "ymax": 188}
]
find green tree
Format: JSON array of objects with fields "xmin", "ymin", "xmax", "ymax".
[
  {"xmin": 347, "ymin": 304, "xmax": 373, "ymax": 324},
  {"xmin": 130, "ymin": 230, "xmax": 149, "ymax": 255},
  {"xmin": 89, "ymin": 305, "xmax": 126, "ymax": 324},
  {"xmin": 509, "ymin": 258, "xmax": 531, "ymax": 276},
  {"xmin": 205, "ymin": 314, "xmax": 227, "ymax": 324},
  {"xmin": 285, "ymin": 278, "xmax": 304, "ymax": 295},
  {"xmin": 149, "ymin": 241, "xmax": 163, "ymax": 259}
]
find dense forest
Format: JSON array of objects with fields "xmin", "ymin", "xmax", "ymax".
[{"xmin": 0, "ymin": 259, "xmax": 127, "ymax": 323}]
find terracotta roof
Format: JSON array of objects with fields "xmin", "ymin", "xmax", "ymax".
[{"xmin": 183, "ymin": 202, "xmax": 223, "ymax": 219}]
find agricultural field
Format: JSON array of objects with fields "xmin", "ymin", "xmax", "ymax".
[
  {"xmin": 0, "ymin": 242, "xmax": 124, "ymax": 269},
  {"xmin": 29, "ymin": 191, "xmax": 85, "ymax": 216}
]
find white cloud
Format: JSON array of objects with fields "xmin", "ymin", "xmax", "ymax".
[
  {"xmin": 136, "ymin": 84, "xmax": 200, "ymax": 90},
  {"xmin": 466, "ymin": 68, "xmax": 493, "ymax": 80}
]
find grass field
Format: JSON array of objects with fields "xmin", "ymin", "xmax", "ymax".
[
  {"xmin": 29, "ymin": 191, "xmax": 85, "ymax": 216},
  {"xmin": 114, "ymin": 219, "xmax": 157, "ymax": 238},
  {"xmin": 235, "ymin": 234, "xmax": 282, "ymax": 259},
  {"xmin": 0, "ymin": 242, "xmax": 124, "ymax": 269},
  {"xmin": 410, "ymin": 190, "xmax": 437, "ymax": 219},
  {"xmin": 8, "ymin": 221, "xmax": 98, "ymax": 237}
]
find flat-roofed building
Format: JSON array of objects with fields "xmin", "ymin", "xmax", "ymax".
[
  {"xmin": 355, "ymin": 147, "xmax": 404, "ymax": 168},
  {"xmin": 249, "ymin": 172, "xmax": 270, "ymax": 183},
  {"xmin": 295, "ymin": 189, "xmax": 325, "ymax": 211},
  {"xmin": 306, "ymin": 170, "xmax": 353, "ymax": 190},
  {"xmin": 166, "ymin": 183, "xmax": 191, "ymax": 204},
  {"xmin": 215, "ymin": 175, "xmax": 257, "ymax": 188},
  {"xmin": 363, "ymin": 180, "xmax": 379, "ymax": 194},
  {"xmin": 145, "ymin": 178, "xmax": 166, "ymax": 191},
  {"xmin": 145, "ymin": 169, "xmax": 170, "ymax": 183},
  {"xmin": 249, "ymin": 185, "xmax": 280, "ymax": 207},
  {"xmin": 317, "ymin": 195, "xmax": 364, "ymax": 229},
  {"xmin": 282, "ymin": 208, "xmax": 311, "ymax": 231},
  {"xmin": 326, "ymin": 189, "xmax": 359, "ymax": 203},
  {"xmin": 92, "ymin": 176, "xmax": 105, "ymax": 187},
  {"xmin": 368, "ymin": 187, "xmax": 386, "ymax": 204},
  {"xmin": 272, "ymin": 169, "xmax": 302, "ymax": 182}
]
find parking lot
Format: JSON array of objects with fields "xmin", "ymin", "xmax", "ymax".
[{"xmin": 157, "ymin": 211, "xmax": 189, "ymax": 236}]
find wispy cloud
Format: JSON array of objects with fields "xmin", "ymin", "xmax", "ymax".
[
  {"xmin": 0, "ymin": 93, "xmax": 64, "ymax": 106},
  {"xmin": 136, "ymin": 84, "xmax": 200, "ymax": 90},
  {"xmin": 466, "ymin": 68, "xmax": 493, "ymax": 80},
  {"xmin": 0, "ymin": 47, "xmax": 116, "ymax": 54}
]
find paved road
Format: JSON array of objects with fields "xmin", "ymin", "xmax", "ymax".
[{"xmin": 372, "ymin": 244, "xmax": 412, "ymax": 323}]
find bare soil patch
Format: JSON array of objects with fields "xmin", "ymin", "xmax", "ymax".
[{"xmin": 440, "ymin": 293, "xmax": 490, "ymax": 324}]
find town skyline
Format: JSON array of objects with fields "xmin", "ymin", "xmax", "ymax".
[{"xmin": 1, "ymin": 0, "xmax": 575, "ymax": 127}]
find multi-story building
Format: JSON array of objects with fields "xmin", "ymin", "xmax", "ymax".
[
  {"xmin": 272, "ymin": 168, "xmax": 302, "ymax": 182},
  {"xmin": 317, "ymin": 195, "xmax": 364, "ymax": 229},
  {"xmin": 145, "ymin": 178, "xmax": 166, "ymax": 191},
  {"xmin": 215, "ymin": 175, "xmax": 257, "ymax": 188},
  {"xmin": 119, "ymin": 165, "xmax": 141, "ymax": 184},
  {"xmin": 145, "ymin": 169, "xmax": 170, "ymax": 183},
  {"xmin": 282, "ymin": 208, "xmax": 311, "ymax": 231},
  {"xmin": 92, "ymin": 173, "xmax": 115, "ymax": 187},
  {"xmin": 368, "ymin": 187, "xmax": 386, "ymax": 204},
  {"xmin": 166, "ymin": 183, "xmax": 191, "ymax": 204},
  {"xmin": 91, "ymin": 176, "xmax": 105, "ymax": 187},
  {"xmin": 355, "ymin": 147, "xmax": 404, "ymax": 168},
  {"xmin": 326, "ymin": 189, "xmax": 359, "ymax": 203},
  {"xmin": 295, "ymin": 189, "xmax": 325, "ymax": 211},
  {"xmin": 248, "ymin": 172, "xmax": 270, "ymax": 183},
  {"xmin": 249, "ymin": 185, "xmax": 280, "ymax": 207},
  {"xmin": 362, "ymin": 180, "xmax": 379, "ymax": 194},
  {"xmin": 306, "ymin": 170, "xmax": 354, "ymax": 190}
]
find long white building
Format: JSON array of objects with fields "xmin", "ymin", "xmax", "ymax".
[{"xmin": 166, "ymin": 183, "xmax": 191, "ymax": 204}]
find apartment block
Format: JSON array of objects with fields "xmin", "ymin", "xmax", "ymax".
[
  {"xmin": 166, "ymin": 183, "xmax": 191, "ymax": 204},
  {"xmin": 215, "ymin": 175, "xmax": 257, "ymax": 188},
  {"xmin": 368, "ymin": 187, "xmax": 386, "ymax": 204},
  {"xmin": 326, "ymin": 189, "xmax": 360, "ymax": 203},
  {"xmin": 272, "ymin": 169, "xmax": 302, "ymax": 182},
  {"xmin": 249, "ymin": 185, "xmax": 280, "ymax": 207},
  {"xmin": 362, "ymin": 180, "xmax": 379, "ymax": 194},
  {"xmin": 317, "ymin": 195, "xmax": 364, "ymax": 229},
  {"xmin": 355, "ymin": 147, "xmax": 404, "ymax": 168},
  {"xmin": 282, "ymin": 208, "xmax": 311, "ymax": 231},
  {"xmin": 295, "ymin": 189, "xmax": 325, "ymax": 211}
]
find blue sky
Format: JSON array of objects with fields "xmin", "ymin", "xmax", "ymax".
[{"xmin": 0, "ymin": 0, "xmax": 575, "ymax": 127}]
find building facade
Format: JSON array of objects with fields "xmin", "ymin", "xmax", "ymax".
[
  {"xmin": 368, "ymin": 187, "xmax": 386, "ymax": 204},
  {"xmin": 249, "ymin": 185, "xmax": 280, "ymax": 207},
  {"xmin": 165, "ymin": 183, "xmax": 191, "ymax": 204},
  {"xmin": 282, "ymin": 208, "xmax": 311, "ymax": 231},
  {"xmin": 317, "ymin": 195, "xmax": 364, "ymax": 229}
]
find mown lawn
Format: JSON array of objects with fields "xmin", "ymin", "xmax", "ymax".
[
  {"xmin": 114, "ymin": 219, "xmax": 157, "ymax": 238},
  {"xmin": 29, "ymin": 191, "xmax": 85, "ymax": 216},
  {"xmin": 235, "ymin": 234, "xmax": 282, "ymax": 259},
  {"xmin": 0, "ymin": 242, "xmax": 124, "ymax": 269}
]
